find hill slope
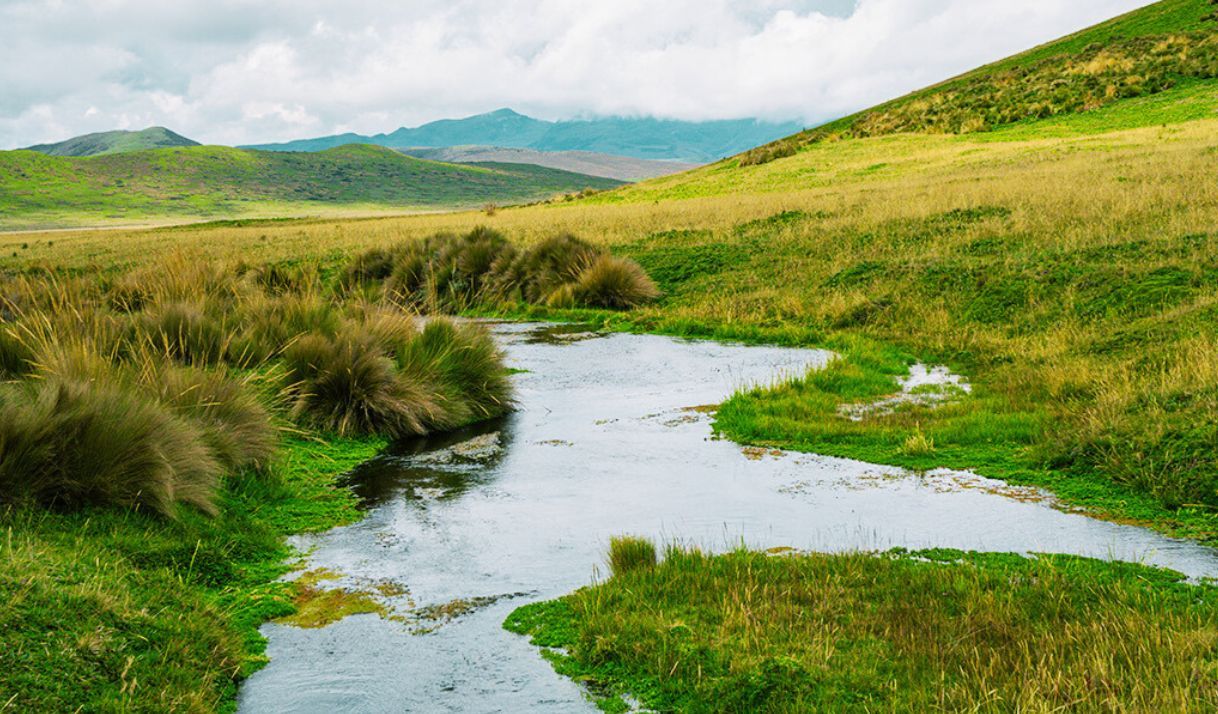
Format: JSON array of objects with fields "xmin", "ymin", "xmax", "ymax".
[
  {"xmin": 0, "ymin": 144, "xmax": 620, "ymax": 229},
  {"xmin": 244, "ymin": 109, "xmax": 802, "ymax": 163},
  {"xmin": 398, "ymin": 146, "xmax": 698, "ymax": 181},
  {"xmin": 22, "ymin": 127, "xmax": 199, "ymax": 157},
  {"xmin": 739, "ymin": 0, "xmax": 1218, "ymax": 164}
]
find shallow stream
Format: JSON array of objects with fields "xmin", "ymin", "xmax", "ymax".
[{"xmin": 238, "ymin": 323, "xmax": 1218, "ymax": 712}]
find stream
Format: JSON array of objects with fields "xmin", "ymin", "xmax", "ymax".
[{"xmin": 238, "ymin": 322, "xmax": 1218, "ymax": 713}]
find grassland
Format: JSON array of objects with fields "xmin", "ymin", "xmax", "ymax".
[
  {"xmin": 1, "ymin": 436, "xmax": 384, "ymax": 711},
  {"xmin": 0, "ymin": 144, "xmax": 620, "ymax": 230},
  {"xmin": 11, "ymin": 95, "xmax": 1217, "ymax": 538},
  {"xmin": 5, "ymin": 2, "xmax": 1218, "ymax": 710},
  {"xmin": 507, "ymin": 542, "xmax": 1218, "ymax": 713}
]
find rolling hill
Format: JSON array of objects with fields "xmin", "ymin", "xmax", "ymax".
[
  {"xmin": 244, "ymin": 108, "xmax": 803, "ymax": 163},
  {"xmin": 738, "ymin": 0, "xmax": 1218, "ymax": 164},
  {"xmin": 398, "ymin": 146, "xmax": 698, "ymax": 181},
  {"xmin": 0, "ymin": 144, "xmax": 620, "ymax": 230},
  {"xmin": 22, "ymin": 126, "xmax": 199, "ymax": 157}
]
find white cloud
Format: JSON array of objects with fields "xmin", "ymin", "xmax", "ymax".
[{"xmin": 0, "ymin": 0, "xmax": 1155, "ymax": 148}]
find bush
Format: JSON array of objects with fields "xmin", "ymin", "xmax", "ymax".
[
  {"xmin": 574, "ymin": 254, "xmax": 661, "ymax": 309},
  {"xmin": 396, "ymin": 319, "xmax": 512, "ymax": 429},
  {"xmin": 0, "ymin": 378, "xmax": 221, "ymax": 516},
  {"xmin": 138, "ymin": 364, "xmax": 278, "ymax": 474},
  {"xmin": 283, "ymin": 330, "xmax": 438, "ymax": 438},
  {"xmin": 607, "ymin": 536, "xmax": 658, "ymax": 577},
  {"xmin": 138, "ymin": 302, "xmax": 228, "ymax": 366}
]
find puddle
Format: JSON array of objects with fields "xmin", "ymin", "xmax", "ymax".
[
  {"xmin": 238, "ymin": 323, "xmax": 1218, "ymax": 713},
  {"xmin": 839, "ymin": 362, "xmax": 972, "ymax": 421}
]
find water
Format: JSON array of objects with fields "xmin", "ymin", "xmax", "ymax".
[{"xmin": 238, "ymin": 323, "xmax": 1218, "ymax": 713}]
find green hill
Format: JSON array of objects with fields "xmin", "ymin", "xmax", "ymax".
[
  {"xmin": 0, "ymin": 143, "xmax": 621, "ymax": 229},
  {"xmin": 739, "ymin": 0, "xmax": 1218, "ymax": 164},
  {"xmin": 22, "ymin": 126, "xmax": 200, "ymax": 157}
]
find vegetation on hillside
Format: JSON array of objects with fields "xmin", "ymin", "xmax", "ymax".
[
  {"xmin": 0, "ymin": 144, "xmax": 622, "ymax": 229},
  {"xmin": 507, "ymin": 540, "xmax": 1218, "ymax": 713},
  {"xmin": 22, "ymin": 126, "xmax": 199, "ymax": 157},
  {"xmin": 741, "ymin": 0, "xmax": 1218, "ymax": 164}
]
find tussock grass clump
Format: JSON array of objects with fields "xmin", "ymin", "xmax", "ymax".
[
  {"xmin": 573, "ymin": 254, "xmax": 661, "ymax": 309},
  {"xmin": 284, "ymin": 316, "xmax": 510, "ymax": 438},
  {"xmin": 138, "ymin": 301, "xmax": 229, "ymax": 365},
  {"xmin": 0, "ymin": 325, "xmax": 34, "ymax": 378},
  {"xmin": 354, "ymin": 228, "xmax": 659, "ymax": 312},
  {"xmin": 0, "ymin": 248, "xmax": 514, "ymax": 516},
  {"xmin": 607, "ymin": 536, "xmax": 658, "ymax": 577},
  {"xmin": 0, "ymin": 378, "xmax": 221, "ymax": 515},
  {"xmin": 137, "ymin": 364, "xmax": 278, "ymax": 474},
  {"xmin": 284, "ymin": 330, "xmax": 436, "ymax": 438},
  {"xmin": 508, "ymin": 547, "xmax": 1218, "ymax": 713},
  {"xmin": 396, "ymin": 319, "xmax": 512, "ymax": 430}
]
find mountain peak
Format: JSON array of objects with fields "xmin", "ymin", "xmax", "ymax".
[{"xmin": 23, "ymin": 126, "xmax": 199, "ymax": 157}]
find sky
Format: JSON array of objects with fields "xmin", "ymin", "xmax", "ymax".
[{"xmin": 1, "ymin": 0, "xmax": 1154, "ymax": 149}]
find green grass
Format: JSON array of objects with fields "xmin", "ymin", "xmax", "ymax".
[
  {"xmin": 0, "ymin": 144, "xmax": 622, "ymax": 230},
  {"xmin": 0, "ymin": 436, "xmax": 384, "ymax": 712},
  {"xmin": 507, "ymin": 543, "xmax": 1218, "ymax": 713},
  {"xmin": 739, "ymin": 0, "xmax": 1218, "ymax": 162}
]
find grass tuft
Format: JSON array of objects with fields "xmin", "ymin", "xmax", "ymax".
[{"xmin": 607, "ymin": 535, "xmax": 658, "ymax": 577}]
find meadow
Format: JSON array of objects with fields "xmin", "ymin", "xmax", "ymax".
[
  {"xmin": 507, "ymin": 538, "xmax": 1218, "ymax": 713},
  {"xmin": 4, "ymin": 1, "xmax": 1218, "ymax": 708},
  {"xmin": 0, "ymin": 144, "xmax": 620, "ymax": 230},
  {"xmin": 0, "ymin": 228, "xmax": 655, "ymax": 709},
  {"xmin": 9, "ymin": 99, "xmax": 1218, "ymax": 538}
]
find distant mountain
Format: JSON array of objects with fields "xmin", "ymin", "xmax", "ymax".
[
  {"xmin": 0, "ymin": 144, "xmax": 621, "ymax": 230},
  {"xmin": 23, "ymin": 127, "xmax": 199, "ymax": 157},
  {"xmin": 244, "ymin": 109, "xmax": 804, "ymax": 163},
  {"xmin": 399, "ymin": 146, "xmax": 698, "ymax": 181}
]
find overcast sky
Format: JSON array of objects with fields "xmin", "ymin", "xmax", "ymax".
[{"xmin": 1, "ymin": 0, "xmax": 1153, "ymax": 149}]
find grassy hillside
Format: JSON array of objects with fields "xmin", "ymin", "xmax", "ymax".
[
  {"xmin": 0, "ymin": 144, "xmax": 620, "ymax": 230},
  {"xmin": 740, "ymin": 0, "xmax": 1218, "ymax": 164},
  {"xmin": 22, "ymin": 126, "xmax": 199, "ymax": 157}
]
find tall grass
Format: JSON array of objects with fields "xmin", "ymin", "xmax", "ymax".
[
  {"xmin": 0, "ymin": 377, "xmax": 220, "ymax": 515},
  {"xmin": 351, "ymin": 227, "xmax": 660, "ymax": 312},
  {"xmin": 508, "ymin": 544, "xmax": 1218, "ymax": 712},
  {"xmin": 607, "ymin": 536, "xmax": 658, "ymax": 577},
  {"xmin": 0, "ymin": 248, "xmax": 515, "ymax": 516}
]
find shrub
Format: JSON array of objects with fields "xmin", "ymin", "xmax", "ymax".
[
  {"xmin": 607, "ymin": 536, "xmax": 658, "ymax": 577},
  {"xmin": 0, "ymin": 378, "xmax": 221, "ymax": 516},
  {"xmin": 574, "ymin": 254, "xmax": 661, "ymax": 309}
]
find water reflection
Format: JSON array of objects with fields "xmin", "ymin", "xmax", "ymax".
[{"xmin": 342, "ymin": 416, "xmax": 515, "ymax": 508}]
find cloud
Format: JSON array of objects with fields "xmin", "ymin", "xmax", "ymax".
[{"xmin": 0, "ymin": 0, "xmax": 1154, "ymax": 148}]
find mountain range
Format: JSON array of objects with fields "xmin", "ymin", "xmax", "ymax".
[{"xmin": 242, "ymin": 109, "xmax": 803, "ymax": 163}]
